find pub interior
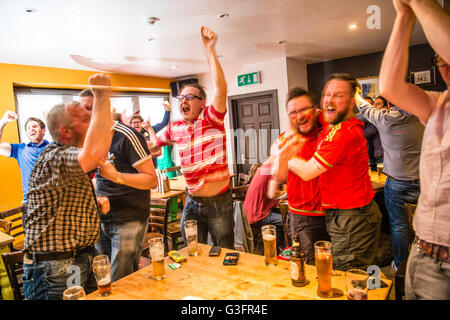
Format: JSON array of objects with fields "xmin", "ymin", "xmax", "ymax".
[{"xmin": 0, "ymin": 0, "xmax": 448, "ymax": 302}]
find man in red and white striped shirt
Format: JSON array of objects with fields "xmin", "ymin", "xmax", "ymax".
[{"xmin": 152, "ymin": 26, "xmax": 234, "ymax": 249}]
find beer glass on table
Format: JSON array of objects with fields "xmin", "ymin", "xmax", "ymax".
[
  {"xmin": 92, "ymin": 254, "xmax": 112, "ymax": 296},
  {"xmin": 184, "ymin": 220, "xmax": 199, "ymax": 256},
  {"xmin": 149, "ymin": 237, "xmax": 166, "ymax": 280},
  {"xmin": 63, "ymin": 286, "xmax": 86, "ymax": 300},
  {"xmin": 314, "ymin": 241, "xmax": 333, "ymax": 298},
  {"xmin": 262, "ymin": 225, "xmax": 278, "ymax": 266},
  {"xmin": 345, "ymin": 269, "xmax": 369, "ymax": 300}
]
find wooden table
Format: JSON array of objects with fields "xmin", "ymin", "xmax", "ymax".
[
  {"xmin": 151, "ymin": 189, "xmax": 185, "ymax": 200},
  {"xmin": 85, "ymin": 243, "xmax": 391, "ymax": 300},
  {"xmin": 0, "ymin": 231, "xmax": 14, "ymax": 300}
]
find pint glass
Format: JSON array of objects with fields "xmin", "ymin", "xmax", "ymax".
[
  {"xmin": 314, "ymin": 241, "xmax": 333, "ymax": 298},
  {"xmin": 184, "ymin": 220, "xmax": 199, "ymax": 256},
  {"xmin": 149, "ymin": 237, "xmax": 166, "ymax": 280},
  {"xmin": 62, "ymin": 286, "xmax": 86, "ymax": 300},
  {"xmin": 92, "ymin": 254, "xmax": 112, "ymax": 296},
  {"xmin": 262, "ymin": 225, "xmax": 278, "ymax": 266}
]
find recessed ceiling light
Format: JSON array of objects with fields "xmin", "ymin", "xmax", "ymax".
[
  {"xmin": 171, "ymin": 65, "xmax": 178, "ymax": 70},
  {"xmin": 218, "ymin": 13, "xmax": 230, "ymax": 18},
  {"xmin": 276, "ymin": 40, "xmax": 286, "ymax": 44},
  {"xmin": 25, "ymin": 8, "xmax": 37, "ymax": 13},
  {"xmin": 349, "ymin": 24, "xmax": 358, "ymax": 30},
  {"xmin": 147, "ymin": 17, "xmax": 160, "ymax": 25}
]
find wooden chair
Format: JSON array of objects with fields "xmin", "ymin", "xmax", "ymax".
[
  {"xmin": 1, "ymin": 251, "xmax": 25, "ymax": 300},
  {"xmin": 0, "ymin": 219, "xmax": 12, "ymax": 235},
  {"xmin": 394, "ymin": 202, "xmax": 418, "ymax": 300},
  {"xmin": 142, "ymin": 198, "xmax": 182, "ymax": 257},
  {"xmin": 0, "ymin": 206, "xmax": 25, "ymax": 251},
  {"xmin": 162, "ymin": 166, "xmax": 182, "ymax": 176},
  {"xmin": 231, "ymin": 185, "xmax": 249, "ymax": 202}
]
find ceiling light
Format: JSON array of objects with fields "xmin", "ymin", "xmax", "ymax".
[
  {"xmin": 276, "ymin": 40, "xmax": 286, "ymax": 44},
  {"xmin": 218, "ymin": 13, "xmax": 230, "ymax": 18},
  {"xmin": 25, "ymin": 8, "xmax": 37, "ymax": 13},
  {"xmin": 147, "ymin": 17, "xmax": 160, "ymax": 25},
  {"xmin": 348, "ymin": 24, "xmax": 358, "ymax": 30},
  {"xmin": 171, "ymin": 65, "xmax": 178, "ymax": 70},
  {"xmin": 148, "ymin": 37, "xmax": 156, "ymax": 42}
]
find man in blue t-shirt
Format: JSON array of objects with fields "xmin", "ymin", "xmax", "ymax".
[{"xmin": 0, "ymin": 111, "xmax": 49, "ymax": 204}]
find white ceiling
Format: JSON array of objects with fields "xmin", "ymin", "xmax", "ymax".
[{"xmin": 0, "ymin": 0, "xmax": 427, "ymax": 79}]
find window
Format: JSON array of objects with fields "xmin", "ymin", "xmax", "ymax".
[{"xmin": 14, "ymin": 88, "xmax": 169, "ymax": 143}]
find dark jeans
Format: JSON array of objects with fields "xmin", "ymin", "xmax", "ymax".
[
  {"xmin": 251, "ymin": 209, "xmax": 285, "ymax": 255},
  {"xmin": 22, "ymin": 248, "xmax": 97, "ymax": 300},
  {"xmin": 384, "ymin": 177, "xmax": 420, "ymax": 268},
  {"xmin": 181, "ymin": 188, "xmax": 234, "ymax": 250},
  {"xmin": 325, "ymin": 200, "xmax": 382, "ymax": 271},
  {"xmin": 285, "ymin": 212, "xmax": 330, "ymax": 265},
  {"xmin": 96, "ymin": 219, "xmax": 148, "ymax": 282}
]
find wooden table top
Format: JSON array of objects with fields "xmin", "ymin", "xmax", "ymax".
[
  {"xmin": 0, "ymin": 231, "xmax": 14, "ymax": 247},
  {"xmin": 85, "ymin": 243, "xmax": 391, "ymax": 300},
  {"xmin": 169, "ymin": 176, "xmax": 187, "ymax": 191},
  {"xmin": 150, "ymin": 189, "xmax": 185, "ymax": 200}
]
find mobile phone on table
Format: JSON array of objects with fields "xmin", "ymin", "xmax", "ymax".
[
  {"xmin": 209, "ymin": 246, "xmax": 221, "ymax": 256},
  {"xmin": 223, "ymin": 252, "xmax": 239, "ymax": 265}
]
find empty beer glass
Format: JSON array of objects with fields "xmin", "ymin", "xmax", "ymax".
[
  {"xmin": 345, "ymin": 269, "xmax": 369, "ymax": 300},
  {"xmin": 62, "ymin": 286, "xmax": 86, "ymax": 300},
  {"xmin": 92, "ymin": 254, "xmax": 112, "ymax": 296},
  {"xmin": 314, "ymin": 241, "xmax": 333, "ymax": 298},
  {"xmin": 262, "ymin": 225, "xmax": 278, "ymax": 266},
  {"xmin": 149, "ymin": 237, "xmax": 166, "ymax": 280},
  {"xmin": 184, "ymin": 220, "xmax": 199, "ymax": 256}
]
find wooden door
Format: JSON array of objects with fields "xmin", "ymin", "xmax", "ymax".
[{"xmin": 229, "ymin": 90, "xmax": 280, "ymax": 178}]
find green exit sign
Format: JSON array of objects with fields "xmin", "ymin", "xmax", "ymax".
[{"xmin": 237, "ymin": 72, "xmax": 261, "ymax": 87}]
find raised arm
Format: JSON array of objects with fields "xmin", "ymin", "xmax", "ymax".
[
  {"xmin": 152, "ymin": 101, "xmax": 171, "ymax": 134},
  {"xmin": 201, "ymin": 26, "xmax": 227, "ymax": 113},
  {"xmin": 78, "ymin": 73, "xmax": 114, "ymax": 172},
  {"xmin": 379, "ymin": 0, "xmax": 438, "ymax": 124},
  {"xmin": 0, "ymin": 111, "xmax": 16, "ymax": 156},
  {"xmin": 408, "ymin": 0, "xmax": 450, "ymax": 63}
]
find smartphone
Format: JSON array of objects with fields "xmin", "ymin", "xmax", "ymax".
[
  {"xmin": 209, "ymin": 246, "xmax": 221, "ymax": 256},
  {"xmin": 223, "ymin": 252, "xmax": 239, "ymax": 265}
]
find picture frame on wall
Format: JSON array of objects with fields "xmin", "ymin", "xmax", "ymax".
[
  {"xmin": 409, "ymin": 66, "xmax": 436, "ymax": 86},
  {"xmin": 357, "ymin": 76, "xmax": 379, "ymax": 99}
]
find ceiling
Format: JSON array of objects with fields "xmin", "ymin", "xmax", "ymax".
[{"xmin": 0, "ymin": 0, "xmax": 428, "ymax": 79}]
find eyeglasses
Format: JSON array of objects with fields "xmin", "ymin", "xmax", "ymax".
[
  {"xmin": 288, "ymin": 105, "xmax": 316, "ymax": 118},
  {"xmin": 176, "ymin": 94, "xmax": 202, "ymax": 102},
  {"xmin": 130, "ymin": 120, "xmax": 142, "ymax": 124}
]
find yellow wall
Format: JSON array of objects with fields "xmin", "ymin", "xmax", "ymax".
[{"xmin": 0, "ymin": 63, "xmax": 172, "ymax": 211}]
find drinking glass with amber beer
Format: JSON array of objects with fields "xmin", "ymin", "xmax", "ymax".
[
  {"xmin": 314, "ymin": 241, "xmax": 333, "ymax": 298},
  {"xmin": 63, "ymin": 286, "xmax": 86, "ymax": 300},
  {"xmin": 262, "ymin": 225, "xmax": 278, "ymax": 266},
  {"xmin": 92, "ymin": 254, "xmax": 112, "ymax": 296},
  {"xmin": 345, "ymin": 269, "xmax": 369, "ymax": 300},
  {"xmin": 184, "ymin": 220, "xmax": 199, "ymax": 256},
  {"xmin": 149, "ymin": 237, "xmax": 166, "ymax": 280}
]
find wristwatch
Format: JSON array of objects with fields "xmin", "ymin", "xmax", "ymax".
[{"xmin": 115, "ymin": 172, "xmax": 124, "ymax": 184}]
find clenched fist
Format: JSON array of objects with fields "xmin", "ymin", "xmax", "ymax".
[{"xmin": 88, "ymin": 73, "xmax": 111, "ymax": 97}]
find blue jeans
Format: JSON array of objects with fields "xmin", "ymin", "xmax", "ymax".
[
  {"xmin": 95, "ymin": 219, "xmax": 148, "ymax": 282},
  {"xmin": 405, "ymin": 241, "xmax": 450, "ymax": 300},
  {"xmin": 22, "ymin": 248, "xmax": 97, "ymax": 300},
  {"xmin": 181, "ymin": 188, "xmax": 234, "ymax": 250},
  {"xmin": 384, "ymin": 177, "xmax": 420, "ymax": 268}
]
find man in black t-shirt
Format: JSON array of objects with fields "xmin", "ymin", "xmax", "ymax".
[{"xmin": 95, "ymin": 118, "xmax": 157, "ymax": 281}]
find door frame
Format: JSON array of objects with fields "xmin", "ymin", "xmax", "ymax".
[{"xmin": 227, "ymin": 89, "xmax": 280, "ymax": 179}]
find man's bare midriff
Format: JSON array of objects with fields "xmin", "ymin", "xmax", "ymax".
[{"xmin": 189, "ymin": 178, "xmax": 229, "ymax": 197}]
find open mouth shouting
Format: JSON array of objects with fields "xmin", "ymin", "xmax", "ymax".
[{"xmin": 181, "ymin": 102, "xmax": 191, "ymax": 117}]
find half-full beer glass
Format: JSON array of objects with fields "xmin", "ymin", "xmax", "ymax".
[
  {"xmin": 184, "ymin": 220, "xmax": 199, "ymax": 256},
  {"xmin": 92, "ymin": 254, "xmax": 112, "ymax": 296},
  {"xmin": 149, "ymin": 237, "xmax": 166, "ymax": 280},
  {"xmin": 314, "ymin": 241, "xmax": 333, "ymax": 298},
  {"xmin": 262, "ymin": 225, "xmax": 277, "ymax": 266}
]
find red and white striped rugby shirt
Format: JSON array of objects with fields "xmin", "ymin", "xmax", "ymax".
[{"xmin": 156, "ymin": 105, "xmax": 230, "ymax": 192}]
